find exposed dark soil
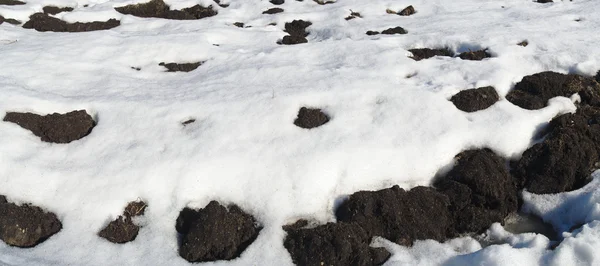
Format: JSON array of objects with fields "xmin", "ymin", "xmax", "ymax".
[
  {"xmin": 1, "ymin": 17, "xmax": 21, "ymax": 25},
  {"xmin": 0, "ymin": 197, "xmax": 62, "ymax": 247},
  {"xmin": 115, "ymin": 0, "xmax": 217, "ymax": 20},
  {"xmin": 294, "ymin": 107, "xmax": 329, "ymax": 129},
  {"xmin": 314, "ymin": 0, "xmax": 335, "ymax": 5},
  {"xmin": 159, "ymin": 62, "xmax": 203, "ymax": 72},
  {"xmin": 0, "ymin": 0, "xmax": 25, "ymax": 5},
  {"xmin": 345, "ymin": 10, "xmax": 361, "ymax": 20},
  {"xmin": 99, "ymin": 201, "xmax": 147, "ymax": 244},
  {"xmin": 177, "ymin": 201, "xmax": 262, "ymax": 262},
  {"xmin": 449, "ymin": 86, "xmax": 499, "ymax": 112},
  {"xmin": 366, "ymin": 30, "xmax": 380, "ymax": 36},
  {"xmin": 182, "ymin": 119, "xmax": 196, "ymax": 126},
  {"xmin": 284, "ymin": 222, "xmax": 390, "ymax": 266},
  {"xmin": 517, "ymin": 40, "xmax": 529, "ymax": 47},
  {"xmin": 270, "ymin": 0, "xmax": 284, "ymax": 5},
  {"xmin": 399, "ymin": 5, "xmax": 415, "ymax": 16},
  {"xmin": 233, "ymin": 22, "xmax": 244, "ymax": 27},
  {"xmin": 458, "ymin": 49, "xmax": 491, "ymax": 60},
  {"xmin": 3, "ymin": 110, "xmax": 96, "ymax": 143},
  {"xmin": 512, "ymin": 105, "xmax": 600, "ymax": 194},
  {"xmin": 505, "ymin": 71, "xmax": 600, "ymax": 110},
  {"xmin": 213, "ymin": 0, "xmax": 229, "ymax": 8},
  {"xmin": 381, "ymin": 26, "xmax": 407, "ymax": 35},
  {"xmin": 22, "ymin": 13, "xmax": 120, "ymax": 32},
  {"xmin": 408, "ymin": 48, "xmax": 453, "ymax": 61},
  {"xmin": 43, "ymin": 6, "xmax": 74, "ymax": 15},
  {"xmin": 537, "ymin": 0, "xmax": 553, "ymax": 3},
  {"xmin": 280, "ymin": 20, "xmax": 312, "ymax": 45},
  {"xmin": 263, "ymin": 7, "xmax": 283, "ymax": 14},
  {"xmin": 596, "ymin": 70, "xmax": 600, "ymax": 83}
]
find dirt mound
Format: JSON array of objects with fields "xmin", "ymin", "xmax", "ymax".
[
  {"xmin": 263, "ymin": 7, "xmax": 283, "ymax": 14},
  {"xmin": 280, "ymin": 20, "xmax": 312, "ymax": 44},
  {"xmin": 115, "ymin": 0, "xmax": 217, "ymax": 20},
  {"xmin": 284, "ymin": 222, "xmax": 390, "ymax": 266},
  {"xmin": 367, "ymin": 26, "xmax": 407, "ymax": 36},
  {"xmin": 506, "ymin": 71, "xmax": 600, "ymax": 110},
  {"xmin": 159, "ymin": 62, "xmax": 203, "ymax": 72},
  {"xmin": 512, "ymin": 106, "xmax": 600, "ymax": 194},
  {"xmin": 270, "ymin": 0, "xmax": 284, "ymax": 4},
  {"xmin": 399, "ymin": 5, "xmax": 415, "ymax": 16},
  {"xmin": 408, "ymin": 48, "xmax": 453, "ymax": 61},
  {"xmin": 450, "ymin": 86, "xmax": 499, "ymax": 112},
  {"xmin": 43, "ymin": 6, "xmax": 74, "ymax": 15},
  {"xmin": 99, "ymin": 201, "xmax": 147, "ymax": 244},
  {"xmin": 177, "ymin": 201, "xmax": 261, "ymax": 262},
  {"xmin": 22, "ymin": 13, "xmax": 120, "ymax": 32},
  {"xmin": 0, "ymin": 0, "xmax": 24, "ymax": 5},
  {"xmin": 294, "ymin": 107, "xmax": 329, "ymax": 129},
  {"xmin": 0, "ymin": 197, "xmax": 62, "ymax": 247},
  {"xmin": 3, "ymin": 110, "xmax": 96, "ymax": 143},
  {"xmin": 458, "ymin": 49, "xmax": 491, "ymax": 60}
]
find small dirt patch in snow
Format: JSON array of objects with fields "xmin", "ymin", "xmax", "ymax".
[
  {"xmin": 22, "ymin": 13, "xmax": 120, "ymax": 32},
  {"xmin": 263, "ymin": 8, "xmax": 283, "ymax": 14},
  {"xmin": 115, "ymin": 0, "xmax": 217, "ymax": 20},
  {"xmin": 43, "ymin": 6, "xmax": 74, "ymax": 15},
  {"xmin": 367, "ymin": 26, "xmax": 407, "ymax": 36},
  {"xmin": 517, "ymin": 40, "xmax": 529, "ymax": 47},
  {"xmin": 0, "ymin": 197, "xmax": 62, "ymax": 248},
  {"xmin": 0, "ymin": 0, "xmax": 24, "ymax": 5},
  {"xmin": 408, "ymin": 48, "xmax": 453, "ymax": 61},
  {"xmin": 270, "ymin": 0, "xmax": 284, "ymax": 5},
  {"xmin": 279, "ymin": 20, "xmax": 312, "ymax": 45},
  {"xmin": 159, "ymin": 62, "xmax": 203, "ymax": 72},
  {"xmin": 399, "ymin": 5, "xmax": 416, "ymax": 16},
  {"xmin": 457, "ymin": 49, "xmax": 491, "ymax": 60},
  {"xmin": 3, "ymin": 110, "xmax": 96, "ymax": 143},
  {"xmin": 0, "ymin": 15, "xmax": 20, "ymax": 25},
  {"xmin": 449, "ymin": 86, "xmax": 499, "ymax": 112},
  {"xmin": 293, "ymin": 107, "xmax": 329, "ymax": 129},
  {"xmin": 99, "ymin": 201, "xmax": 147, "ymax": 244},
  {"xmin": 176, "ymin": 201, "xmax": 261, "ymax": 262}
]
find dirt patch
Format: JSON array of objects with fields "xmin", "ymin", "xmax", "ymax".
[
  {"xmin": 263, "ymin": 7, "xmax": 283, "ymax": 14},
  {"xmin": 0, "ymin": 0, "xmax": 24, "ymax": 5},
  {"xmin": 279, "ymin": 20, "xmax": 312, "ymax": 45},
  {"xmin": 512, "ymin": 106, "xmax": 600, "ymax": 194},
  {"xmin": 99, "ymin": 201, "xmax": 147, "ymax": 244},
  {"xmin": 43, "ymin": 6, "xmax": 74, "ymax": 15},
  {"xmin": 345, "ymin": 10, "xmax": 361, "ymax": 20},
  {"xmin": 1, "ymin": 17, "xmax": 21, "ymax": 25},
  {"xmin": 3, "ymin": 110, "xmax": 96, "ymax": 143},
  {"xmin": 115, "ymin": 0, "xmax": 217, "ymax": 20},
  {"xmin": 537, "ymin": 0, "xmax": 553, "ymax": 3},
  {"xmin": 284, "ymin": 222, "xmax": 390, "ymax": 266},
  {"xmin": 399, "ymin": 5, "xmax": 415, "ymax": 16},
  {"xmin": 458, "ymin": 49, "xmax": 491, "ymax": 60},
  {"xmin": 408, "ymin": 48, "xmax": 453, "ymax": 61},
  {"xmin": 293, "ymin": 107, "xmax": 329, "ymax": 129},
  {"xmin": 159, "ymin": 62, "xmax": 203, "ymax": 72},
  {"xmin": 366, "ymin": 30, "xmax": 380, "ymax": 36},
  {"xmin": 177, "ymin": 201, "xmax": 262, "ymax": 262},
  {"xmin": 182, "ymin": 119, "xmax": 196, "ymax": 126},
  {"xmin": 381, "ymin": 26, "xmax": 407, "ymax": 35},
  {"xmin": 450, "ymin": 86, "xmax": 499, "ymax": 112},
  {"xmin": 314, "ymin": 0, "xmax": 335, "ymax": 5},
  {"xmin": 270, "ymin": 0, "xmax": 284, "ymax": 4},
  {"xmin": 22, "ymin": 13, "xmax": 120, "ymax": 32},
  {"xmin": 506, "ymin": 71, "xmax": 600, "ymax": 110},
  {"xmin": 233, "ymin": 22, "xmax": 244, "ymax": 27},
  {"xmin": 595, "ymin": 70, "xmax": 600, "ymax": 83},
  {"xmin": 517, "ymin": 40, "xmax": 529, "ymax": 47},
  {"xmin": 0, "ymin": 197, "xmax": 62, "ymax": 247}
]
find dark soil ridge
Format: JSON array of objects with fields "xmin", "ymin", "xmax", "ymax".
[
  {"xmin": 398, "ymin": 5, "xmax": 415, "ymax": 16},
  {"xmin": 176, "ymin": 201, "xmax": 262, "ymax": 262},
  {"xmin": 0, "ymin": 0, "xmax": 24, "ymax": 5},
  {"xmin": 458, "ymin": 49, "xmax": 491, "ymax": 61},
  {"xmin": 43, "ymin": 6, "xmax": 74, "ymax": 15},
  {"xmin": 98, "ymin": 201, "xmax": 147, "ymax": 244},
  {"xmin": 409, "ymin": 48, "xmax": 453, "ymax": 61},
  {"xmin": 279, "ymin": 20, "xmax": 312, "ymax": 45},
  {"xmin": 22, "ymin": 13, "xmax": 120, "ymax": 32},
  {"xmin": 3, "ymin": 110, "xmax": 96, "ymax": 143},
  {"xmin": 450, "ymin": 86, "xmax": 499, "ymax": 112},
  {"xmin": 115, "ymin": 0, "xmax": 217, "ymax": 20},
  {"xmin": 159, "ymin": 61, "xmax": 203, "ymax": 72},
  {"xmin": 366, "ymin": 26, "xmax": 407, "ymax": 36},
  {"xmin": 263, "ymin": 7, "xmax": 283, "ymax": 14},
  {"xmin": 0, "ymin": 196, "xmax": 62, "ymax": 248}
]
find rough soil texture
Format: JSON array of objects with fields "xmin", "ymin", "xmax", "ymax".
[
  {"xmin": 3, "ymin": 110, "xmax": 96, "ymax": 143},
  {"xmin": 512, "ymin": 106, "xmax": 600, "ymax": 194},
  {"xmin": 22, "ymin": 13, "xmax": 120, "ymax": 32},
  {"xmin": 399, "ymin": 5, "xmax": 415, "ymax": 16},
  {"xmin": 293, "ymin": 107, "xmax": 330, "ymax": 129},
  {"xmin": 0, "ymin": 197, "xmax": 62, "ymax": 247},
  {"xmin": 115, "ymin": 0, "xmax": 217, "ymax": 20},
  {"xmin": 506, "ymin": 71, "xmax": 600, "ymax": 110},
  {"xmin": 263, "ymin": 7, "xmax": 283, "ymax": 14},
  {"xmin": 98, "ymin": 201, "xmax": 147, "ymax": 244},
  {"xmin": 449, "ymin": 86, "xmax": 499, "ymax": 112},
  {"xmin": 458, "ymin": 49, "xmax": 491, "ymax": 60},
  {"xmin": 280, "ymin": 20, "xmax": 312, "ymax": 45},
  {"xmin": 0, "ymin": 0, "xmax": 25, "ymax": 5},
  {"xmin": 43, "ymin": 6, "xmax": 74, "ymax": 15},
  {"xmin": 159, "ymin": 62, "xmax": 203, "ymax": 72},
  {"xmin": 381, "ymin": 26, "xmax": 407, "ymax": 35},
  {"xmin": 1, "ymin": 16, "xmax": 21, "ymax": 24},
  {"xmin": 284, "ymin": 222, "xmax": 391, "ymax": 266},
  {"xmin": 408, "ymin": 48, "xmax": 453, "ymax": 61},
  {"xmin": 177, "ymin": 201, "xmax": 262, "ymax": 262},
  {"xmin": 366, "ymin": 30, "xmax": 380, "ymax": 35},
  {"xmin": 270, "ymin": 0, "xmax": 284, "ymax": 5}
]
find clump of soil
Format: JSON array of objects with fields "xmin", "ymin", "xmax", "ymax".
[
  {"xmin": 263, "ymin": 7, "xmax": 283, "ymax": 14},
  {"xmin": 233, "ymin": 22, "xmax": 244, "ymax": 27},
  {"xmin": 0, "ymin": 0, "xmax": 25, "ymax": 5},
  {"xmin": 450, "ymin": 86, "xmax": 499, "ymax": 112},
  {"xmin": 98, "ymin": 201, "xmax": 147, "ymax": 244},
  {"xmin": 279, "ymin": 20, "xmax": 312, "ymax": 45},
  {"xmin": 512, "ymin": 105, "xmax": 600, "ymax": 194},
  {"xmin": 458, "ymin": 49, "xmax": 491, "ymax": 60},
  {"xmin": 505, "ymin": 71, "xmax": 600, "ymax": 110},
  {"xmin": 366, "ymin": 30, "xmax": 380, "ymax": 36},
  {"xmin": 345, "ymin": 10, "xmax": 361, "ymax": 20},
  {"xmin": 177, "ymin": 201, "xmax": 262, "ymax": 262},
  {"xmin": 518, "ymin": 40, "xmax": 529, "ymax": 47},
  {"xmin": 213, "ymin": 0, "xmax": 228, "ymax": 8},
  {"xmin": 314, "ymin": 0, "xmax": 335, "ymax": 5},
  {"xmin": 159, "ymin": 62, "xmax": 203, "ymax": 72},
  {"xmin": 22, "ymin": 13, "xmax": 120, "ymax": 32},
  {"xmin": 399, "ymin": 5, "xmax": 415, "ymax": 16},
  {"xmin": 43, "ymin": 6, "xmax": 74, "ymax": 15},
  {"xmin": 409, "ymin": 48, "xmax": 453, "ymax": 61},
  {"xmin": 0, "ymin": 197, "xmax": 62, "ymax": 247},
  {"xmin": 367, "ymin": 26, "xmax": 407, "ymax": 36},
  {"xmin": 115, "ymin": 0, "xmax": 217, "ymax": 20},
  {"xmin": 182, "ymin": 119, "xmax": 196, "ymax": 126},
  {"xmin": 537, "ymin": 0, "xmax": 553, "ymax": 3},
  {"xmin": 293, "ymin": 107, "xmax": 329, "ymax": 129},
  {"xmin": 3, "ymin": 110, "xmax": 96, "ymax": 143},
  {"xmin": 284, "ymin": 222, "xmax": 391, "ymax": 266},
  {"xmin": 1, "ymin": 16, "xmax": 21, "ymax": 25},
  {"xmin": 270, "ymin": 0, "xmax": 284, "ymax": 5}
]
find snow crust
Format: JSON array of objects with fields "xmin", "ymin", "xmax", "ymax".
[{"xmin": 1, "ymin": 0, "xmax": 600, "ymax": 265}]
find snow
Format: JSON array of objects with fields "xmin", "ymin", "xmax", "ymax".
[{"xmin": 1, "ymin": 0, "xmax": 600, "ymax": 265}]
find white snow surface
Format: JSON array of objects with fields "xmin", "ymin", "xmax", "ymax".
[{"xmin": 1, "ymin": 0, "xmax": 600, "ymax": 265}]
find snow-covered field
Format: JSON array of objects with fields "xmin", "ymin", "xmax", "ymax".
[{"xmin": 1, "ymin": 0, "xmax": 600, "ymax": 265}]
